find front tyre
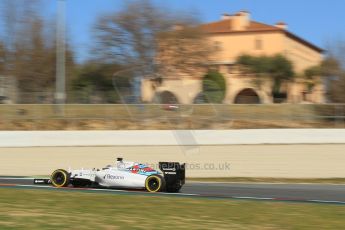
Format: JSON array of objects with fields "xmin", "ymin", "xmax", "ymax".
[
  {"xmin": 145, "ymin": 175, "xmax": 165, "ymax": 192},
  {"xmin": 51, "ymin": 169, "xmax": 70, "ymax": 187}
]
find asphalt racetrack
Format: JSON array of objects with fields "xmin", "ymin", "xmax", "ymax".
[{"xmin": 0, "ymin": 177, "xmax": 344, "ymax": 205}]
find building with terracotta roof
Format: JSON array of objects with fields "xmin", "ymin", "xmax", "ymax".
[{"xmin": 142, "ymin": 11, "xmax": 325, "ymax": 104}]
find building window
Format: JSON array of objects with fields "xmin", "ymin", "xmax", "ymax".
[
  {"xmin": 255, "ymin": 38, "xmax": 262, "ymax": 50},
  {"xmin": 214, "ymin": 41, "xmax": 221, "ymax": 51},
  {"xmin": 227, "ymin": 64, "xmax": 234, "ymax": 74}
]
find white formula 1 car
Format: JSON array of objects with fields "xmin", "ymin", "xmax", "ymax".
[{"xmin": 34, "ymin": 158, "xmax": 185, "ymax": 193}]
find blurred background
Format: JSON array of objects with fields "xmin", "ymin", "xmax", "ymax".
[{"xmin": 0, "ymin": 0, "xmax": 345, "ymax": 130}]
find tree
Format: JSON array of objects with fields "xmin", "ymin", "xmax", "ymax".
[
  {"xmin": 202, "ymin": 70, "xmax": 226, "ymax": 103},
  {"xmin": 0, "ymin": 42, "xmax": 5, "ymax": 73},
  {"xmin": 93, "ymin": 0, "xmax": 215, "ymax": 78},
  {"xmin": 237, "ymin": 54, "xmax": 294, "ymax": 96},
  {"xmin": 72, "ymin": 62, "xmax": 128, "ymax": 103},
  {"xmin": 0, "ymin": 0, "xmax": 42, "ymax": 73},
  {"xmin": 157, "ymin": 23, "xmax": 216, "ymax": 75},
  {"xmin": 321, "ymin": 39, "xmax": 345, "ymax": 102},
  {"xmin": 320, "ymin": 57, "xmax": 340, "ymax": 77},
  {"xmin": 303, "ymin": 56, "xmax": 343, "ymax": 101},
  {"xmin": 0, "ymin": 0, "xmax": 75, "ymax": 103},
  {"xmin": 270, "ymin": 55, "xmax": 294, "ymax": 92},
  {"xmin": 304, "ymin": 65, "xmax": 321, "ymax": 92},
  {"xmin": 329, "ymin": 73, "xmax": 345, "ymax": 103},
  {"xmin": 304, "ymin": 57, "xmax": 340, "ymax": 80},
  {"xmin": 322, "ymin": 57, "xmax": 344, "ymax": 103}
]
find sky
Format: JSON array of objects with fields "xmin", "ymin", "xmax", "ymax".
[{"xmin": 44, "ymin": 0, "xmax": 345, "ymax": 63}]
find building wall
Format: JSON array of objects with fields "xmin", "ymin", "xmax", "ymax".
[
  {"xmin": 288, "ymin": 77, "xmax": 326, "ymax": 104},
  {"xmin": 225, "ymin": 75, "xmax": 273, "ymax": 104},
  {"xmin": 284, "ymin": 36, "xmax": 323, "ymax": 73},
  {"xmin": 142, "ymin": 67, "xmax": 325, "ymax": 105},
  {"xmin": 143, "ymin": 14, "xmax": 324, "ymax": 104},
  {"xmin": 142, "ymin": 78, "xmax": 202, "ymax": 104},
  {"xmin": 209, "ymin": 32, "xmax": 285, "ymax": 64},
  {"xmin": 142, "ymin": 69, "xmax": 274, "ymax": 105},
  {"xmin": 209, "ymin": 31, "xmax": 323, "ymax": 74}
]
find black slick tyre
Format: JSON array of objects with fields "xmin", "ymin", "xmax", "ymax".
[
  {"xmin": 51, "ymin": 169, "xmax": 70, "ymax": 187},
  {"xmin": 145, "ymin": 175, "xmax": 165, "ymax": 192}
]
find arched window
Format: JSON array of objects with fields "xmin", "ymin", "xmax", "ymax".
[
  {"xmin": 193, "ymin": 92, "xmax": 209, "ymax": 104},
  {"xmin": 154, "ymin": 91, "xmax": 179, "ymax": 104},
  {"xmin": 234, "ymin": 88, "xmax": 261, "ymax": 104}
]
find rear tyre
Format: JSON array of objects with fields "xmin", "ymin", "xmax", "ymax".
[
  {"xmin": 51, "ymin": 169, "xmax": 70, "ymax": 187},
  {"xmin": 145, "ymin": 175, "xmax": 165, "ymax": 192}
]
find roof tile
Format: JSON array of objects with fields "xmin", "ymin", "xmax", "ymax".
[
  {"xmin": 201, "ymin": 19, "xmax": 282, "ymax": 33},
  {"xmin": 200, "ymin": 18, "xmax": 323, "ymax": 53}
]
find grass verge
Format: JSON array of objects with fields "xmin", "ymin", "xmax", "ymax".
[
  {"xmin": 0, "ymin": 188, "xmax": 344, "ymax": 229},
  {"xmin": 0, "ymin": 104, "xmax": 342, "ymax": 130}
]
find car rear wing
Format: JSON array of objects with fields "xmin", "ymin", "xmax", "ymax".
[{"xmin": 159, "ymin": 162, "xmax": 185, "ymax": 193}]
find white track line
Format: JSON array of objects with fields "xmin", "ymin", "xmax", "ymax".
[
  {"xmin": 308, "ymin": 199, "xmax": 345, "ymax": 205},
  {"xmin": 12, "ymin": 184, "xmax": 199, "ymax": 196},
  {"xmin": 233, "ymin": 196, "xmax": 274, "ymax": 200},
  {"xmin": 18, "ymin": 184, "xmax": 50, "ymax": 188}
]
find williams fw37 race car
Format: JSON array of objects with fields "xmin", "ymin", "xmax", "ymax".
[{"xmin": 34, "ymin": 158, "xmax": 185, "ymax": 193}]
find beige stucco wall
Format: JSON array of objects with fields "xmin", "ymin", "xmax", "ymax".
[
  {"xmin": 209, "ymin": 31, "xmax": 323, "ymax": 74},
  {"xmin": 288, "ymin": 77, "xmax": 326, "ymax": 103},
  {"xmin": 158, "ymin": 78, "xmax": 202, "ymax": 104},
  {"xmin": 141, "ymin": 79, "xmax": 155, "ymax": 103},
  {"xmin": 142, "ymin": 73, "xmax": 325, "ymax": 105},
  {"xmin": 142, "ymin": 78, "xmax": 202, "ymax": 104},
  {"xmin": 1, "ymin": 145, "xmax": 344, "ymax": 178},
  {"xmin": 284, "ymin": 36, "xmax": 323, "ymax": 73},
  {"xmin": 209, "ymin": 32, "xmax": 285, "ymax": 64},
  {"xmin": 224, "ymin": 75, "xmax": 272, "ymax": 104}
]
